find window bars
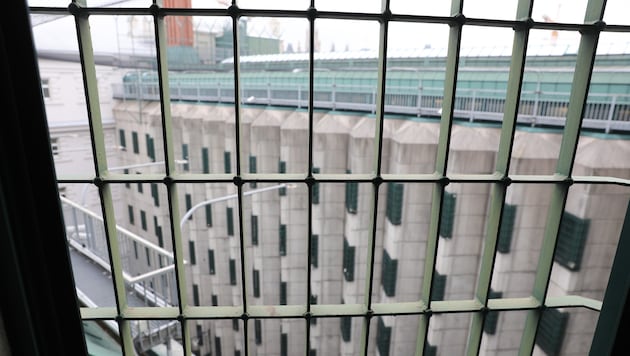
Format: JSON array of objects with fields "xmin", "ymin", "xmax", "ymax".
[{"xmin": 29, "ymin": 0, "xmax": 630, "ymax": 355}]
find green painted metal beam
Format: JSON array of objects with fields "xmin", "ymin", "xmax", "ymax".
[{"xmin": 519, "ymin": 0, "xmax": 606, "ymax": 354}]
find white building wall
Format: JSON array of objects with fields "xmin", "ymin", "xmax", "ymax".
[{"xmin": 112, "ymin": 100, "xmax": 630, "ymax": 356}]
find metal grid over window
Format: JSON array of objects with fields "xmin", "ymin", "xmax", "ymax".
[{"xmin": 31, "ymin": 0, "xmax": 630, "ymax": 355}]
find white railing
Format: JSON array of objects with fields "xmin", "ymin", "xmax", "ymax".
[
  {"xmin": 61, "ymin": 196, "xmax": 178, "ymax": 307},
  {"xmin": 113, "ymin": 80, "xmax": 630, "ymax": 133}
]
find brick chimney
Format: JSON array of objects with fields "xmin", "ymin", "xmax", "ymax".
[{"xmin": 164, "ymin": 0, "xmax": 193, "ymax": 46}]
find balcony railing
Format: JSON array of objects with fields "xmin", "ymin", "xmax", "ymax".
[{"xmin": 113, "ymin": 81, "xmax": 630, "ymax": 133}]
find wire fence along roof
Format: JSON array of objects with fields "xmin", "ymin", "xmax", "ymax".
[{"xmin": 31, "ymin": 0, "xmax": 630, "ymax": 355}]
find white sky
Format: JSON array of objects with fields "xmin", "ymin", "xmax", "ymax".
[{"xmin": 30, "ymin": 0, "xmax": 630, "ymax": 54}]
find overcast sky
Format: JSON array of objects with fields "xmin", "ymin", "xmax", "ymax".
[{"xmin": 30, "ymin": 0, "xmax": 630, "ymax": 54}]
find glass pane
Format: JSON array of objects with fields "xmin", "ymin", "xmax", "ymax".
[
  {"xmin": 244, "ymin": 183, "xmax": 308, "ymax": 305},
  {"xmin": 427, "ymin": 313, "xmax": 472, "ymax": 355},
  {"xmin": 117, "ymin": 180, "xmax": 179, "ymax": 307},
  {"xmin": 479, "ymin": 310, "xmax": 528, "ymax": 354},
  {"xmin": 33, "ymin": 16, "xmax": 96, "ymax": 180},
  {"xmin": 546, "ymin": 185, "xmax": 629, "ymax": 302},
  {"xmin": 312, "ymin": 316, "xmax": 363, "ymax": 354},
  {"xmin": 604, "ymin": 0, "xmax": 630, "ymax": 25},
  {"xmin": 376, "ymin": 182, "xmax": 434, "ymax": 302},
  {"xmin": 311, "ymin": 183, "xmax": 367, "ymax": 304},
  {"xmin": 62, "ymin": 184, "xmax": 117, "ymax": 308},
  {"xmin": 532, "ymin": 0, "xmax": 588, "ymax": 24},
  {"xmin": 95, "ymin": 14, "xmax": 166, "ymax": 175},
  {"xmin": 534, "ymin": 308, "xmax": 598, "ymax": 355},
  {"xmin": 463, "ymin": 0, "xmax": 518, "ymax": 21},
  {"xmin": 491, "ymin": 183, "xmax": 552, "ymax": 298},
  {"xmin": 179, "ymin": 183, "xmax": 243, "ymax": 307},
  {"xmin": 248, "ymin": 318, "xmax": 306, "ymax": 354},
  {"xmin": 366, "ymin": 314, "xmax": 421, "ymax": 356},
  {"xmin": 133, "ymin": 319, "xmax": 182, "ymax": 354},
  {"xmin": 435, "ymin": 183, "xmax": 491, "ymax": 301},
  {"xmin": 316, "ymin": 0, "xmax": 381, "ymax": 13},
  {"xmin": 188, "ymin": 319, "xmax": 243, "ymax": 356},
  {"xmin": 390, "ymin": 0, "xmax": 451, "ymax": 17},
  {"xmin": 238, "ymin": 0, "xmax": 310, "ymax": 11},
  {"xmin": 82, "ymin": 321, "xmax": 122, "ymax": 355}
]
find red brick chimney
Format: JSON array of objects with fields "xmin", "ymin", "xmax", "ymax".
[{"xmin": 165, "ymin": 0, "xmax": 193, "ymax": 46}]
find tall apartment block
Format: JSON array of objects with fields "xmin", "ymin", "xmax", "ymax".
[{"xmin": 113, "ymin": 100, "xmax": 630, "ymax": 356}]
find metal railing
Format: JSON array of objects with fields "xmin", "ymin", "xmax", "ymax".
[
  {"xmin": 61, "ymin": 197, "xmax": 180, "ymax": 353},
  {"xmin": 113, "ymin": 81, "xmax": 630, "ymax": 133}
]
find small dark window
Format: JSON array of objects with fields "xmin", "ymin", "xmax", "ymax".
[
  {"xmin": 484, "ymin": 289, "xmax": 503, "ymax": 335},
  {"xmin": 497, "ymin": 204, "xmax": 517, "ymax": 253},
  {"xmin": 211, "ymin": 294, "xmax": 218, "ymax": 306},
  {"xmin": 232, "ymin": 319, "xmax": 239, "ymax": 331},
  {"xmin": 182, "ymin": 144, "xmax": 189, "ymax": 171},
  {"xmin": 386, "ymin": 182, "xmax": 404, "ymax": 225},
  {"xmin": 208, "ymin": 249, "xmax": 215, "ymax": 275},
  {"xmin": 376, "ymin": 317, "xmax": 391, "ymax": 356},
  {"xmin": 229, "ymin": 259, "xmax": 237, "ymax": 285},
  {"xmin": 343, "ymin": 238, "xmax": 355, "ymax": 282},
  {"xmin": 131, "ymin": 131, "xmax": 139, "ymax": 154},
  {"xmin": 281, "ymin": 333, "xmax": 288, "ymax": 356},
  {"xmin": 140, "ymin": 210, "xmax": 147, "ymax": 231},
  {"xmin": 382, "ymin": 249, "xmax": 398, "ymax": 297},
  {"xmin": 214, "ymin": 336, "xmax": 222, "ymax": 356},
  {"xmin": 145, "ymin": 134, "xmax": 155, "ymax": 161},
  {"xmin": 133, "ymin": 241, "xmax": 138, "ymax": 259},
  {"xmin": 440, "ymin": 191, "xmax": 456, "ymax": 238},
  {"xmin": 555, "ymin": 211, "xmax": 590, "ymax": 271},
  {"xmin": 254, "ymin": 320, "xmax": 262, "ymax": 345},
  {"xmin": 189, "ymin": 240, "xmax": 196, "ymax": 265},
  {"xmin": 311, "ymin": 234, "xmax": 318, "ymax": 268},
  {"xmin": 202, "ymin": 147, "xmax": 209, "ymax": 173},
  {"xmin": 279, "ymin": 161, "xmax": 287, "ymax": 196},
  {"xmin": 119, "ymin": 129, "xmax": 126, "ymax": 149},
  {"xmin": 227, "ymin": 207, "xmax": 234, "ymax": 236},
  {"xmin": 193, "ymin": 284, "xmax": 200, "ymax": 306},
  {"xmin": 279, "ymin": 224, "xmax": 287, "ymax": 256},
  {"xmin": 280, "ymin": 281, "xmax": 287, "ymax": 305},
  {"xmin": 253, "ymin": 269, "xmax": 260, "ymax": 298},
  {"xmin": 536, "ymin": 308, "xmax": 569, "ymax": 356},
  {"xmin": 124, "ymin": 168, "xmax": 130, "ymax": 188},
  {"xmin": 224, "ymin": 151, "xmax": 232, "ymax": 174},
  {"xmin": 249, "ymin": 156, "xmax": 257, "ymax": 188},
  {"xmin": 205, "ymin": 204, "xmax": 212, "ymax": 227},
  {"xmin": 345, "ymin": 169, "xmax": 358, "ymax": 214},
  {"xmin": 185, "ymin": 194, "xmax": 192, "ymax": 220},
  {"xmin": 431, "ymin": 272, "xmax": 447, "ymax": 301},
  {"xmin": 151, "ymin": 183, "xmax": 159, "ymax": 206},
  {"xmin": 196, "ymin": 324, "xmax": 203, "ymax": 345},
  {"xmin": 156, "ymin": 225, "xmax": 163, "ymax": 247},
  {"xmin": 312, "ymin": 167, "xmax": 320, "ymax": 204},
  {"xmin": 128, "ymin": 205, "xmax": 134, "ymax": 225},
  {"xmin": 340, "ymin": 317, "xmax": 352, "ymax": 342},
  {"xmin": 424, "ymin": 343, "xmax": 437, "ymax": 356},
  {"xmin": 251, "ymin": 215, "xmax": 258, "ymax": 246},
  {"xmin": 145, "ymin": 247, "xmax": 151, "ymax": 267}
]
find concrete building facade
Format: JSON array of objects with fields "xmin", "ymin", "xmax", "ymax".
[{"xmin": 112, "ymin": 100, "xmax": 630, "ymax": 356}]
